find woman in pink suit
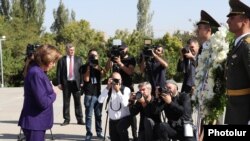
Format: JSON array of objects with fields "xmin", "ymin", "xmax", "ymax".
[{"xmin": 18, "ymin": 44, "xmax": 61, "ymax": 141}]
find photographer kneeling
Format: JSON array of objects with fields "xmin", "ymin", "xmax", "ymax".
[
  {"xmin": 156, "ymin": 80, "xmax": 196, "ymax": 141},
  {"xmin": 129, "ymin": 82, "xmax": 162, "ymax": 141}
]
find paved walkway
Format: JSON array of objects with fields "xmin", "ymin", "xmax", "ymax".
[
  {"xmin": 0, "ymin": 85, "xmax": 139, "ymax": 141},
  {"xmin": 0, "ymin": 83, "xmax": 183, "ymax": 141}
]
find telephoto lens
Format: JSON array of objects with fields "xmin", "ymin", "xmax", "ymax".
[{"xmin": 135, "ymin": 91, "xmax": 143, "ymax": 100}]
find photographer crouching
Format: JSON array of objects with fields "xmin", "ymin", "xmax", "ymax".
[
  {"xmin": 156, "ymin": 80, "xmax": 196, "ymax": 141},
  {"xmin": 129, "ymin": 82, "xmax": 162, "ymax": 141}
]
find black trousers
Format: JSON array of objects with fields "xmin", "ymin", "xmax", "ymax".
[
  {"xmin": 181, "ymin": 84, "xmax": 192, "ymax": 94},
  {"xmin": 62, "ymin": 81, "xmax": 83, "ymax": 122},
  {"xmin": 130, "ymin": 115, "xmax": 138, "ymax": 139},
  {"xmin": 109, "ymin": 116, "xmax": 131, "ymax": 141},
  {"xmin": 156, "ymin": 122, "xmax": 196, "ymax": 141}
]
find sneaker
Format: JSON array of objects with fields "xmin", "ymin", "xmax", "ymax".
[{"xmin": 85, "ymin": 135, "xmax": 92, "ymax": 141}]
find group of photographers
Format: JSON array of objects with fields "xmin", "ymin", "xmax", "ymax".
[
  {"xmin": 89, "ymin": 39, "xmax": 195, "ymax": 141},
  {"xmin": 20, "ymin": 38, "xmax": 195, "ymax": 141}
]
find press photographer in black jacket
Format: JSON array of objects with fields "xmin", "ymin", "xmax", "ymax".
[
  {"xmin": 156, "ymin": 80, "xmax": 195, "ymax": 141},
  {"xmin": 129, "ymin": 82, "xmax": 162, "ymax": 141},
  {"xmin": 177, "ymin": 38, "xmax": 200, "ymax": 94},
  {"xmin": 139, "ymin": 44, "xmax": 168, "ymax": 97},
  {"xmin": 80, "ymin": 49, "xmax": 105, "ymax": 141}
]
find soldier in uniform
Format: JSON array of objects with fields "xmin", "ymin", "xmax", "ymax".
[
  {"xmin": 196, "ymin": 10, "xmax": 220, "ymax": 54},
  {"xmin": 225, "ymin": 0, "xmax": 250, "ymax": 125}
]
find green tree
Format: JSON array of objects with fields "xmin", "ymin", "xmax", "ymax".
[
  {"xmin": 50, "ymin": 0, "xmax": 75, "ymax": 36},
  {"xmin": 136, "ymin": 0, "xmax": 154, "ymax": 38},
  {"xmin": 0, "ymin": 0, "xmax": 10, "ymax": 18},
  {"xmin": 20, "ymin": 0, "xmax": 45, "ymax": 30}
]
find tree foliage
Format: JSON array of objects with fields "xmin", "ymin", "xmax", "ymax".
[
  {"xmin": 136, "ymin": 0, "xmax": 154, "ymax": 38},
  {"xmin": 50, "ymin": 0, "xmax": 75, "ymax": 35},
  {"xmin": 0, "ymin": 0, "xmax": 201, "ymax": 87}
]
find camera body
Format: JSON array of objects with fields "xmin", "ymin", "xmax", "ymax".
[
  {"xmin": 158, "ymin": 87, "xmax": 171, "ymax": 96},
  {"xmin": 89, "ymin": 55, "xmax": 99, "ymax": 66},
  {"xmin": 142, "ymin": 39, "xmax": 155, "ymax": 58},
  {"xmin": 112, "ymin": 78, "xmax": 120, "ymax": 85},
  {"xmin": 26, "ymin": 44, "xmax": 39, "ymax": 58},
  {"xmin": 181, "ymin": 46, "xmax": 190, "ymax": 54}
]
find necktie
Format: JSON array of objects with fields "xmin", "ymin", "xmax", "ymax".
[{"xmin": 69, "ymin": 56, "xmax": 73, "ymax": 79}]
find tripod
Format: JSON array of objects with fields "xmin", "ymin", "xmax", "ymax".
[{"xmin": 17, "ymin": 128, "xmax": 55, "ymax": 141}]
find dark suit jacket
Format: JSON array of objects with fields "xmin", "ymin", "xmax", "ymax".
[
  {"xmin": 226, "ymin": 34, "xmax": 250, "ymax": 90},
  {"xmin": 177, "ymin": 58, "xmax": 196, "ymax": 87},
  {"xmin": 56, "ymin": 55, "xmax": 83, "ymax": 90},
  {"xmin": 18, "ymin": 63, "xmax": 56, "ymax": 130}
]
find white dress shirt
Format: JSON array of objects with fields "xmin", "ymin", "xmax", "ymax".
[
  {"xmin": 98, "ymin": 86, "xmax": 131, "ymax": 120},
  {"xmin": 67, "ymin": 55, "xmax": 75, "ymax": 80}
]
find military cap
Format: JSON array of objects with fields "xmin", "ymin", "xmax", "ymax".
[
  {"xmin": 227, "ymin": 0, "xmax": 250, "ymax": 18},
  {"xmin": 196, "ymin": 10, "xmax": 220, "ymax": 28}
]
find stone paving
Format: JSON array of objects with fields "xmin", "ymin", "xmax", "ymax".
[{"xmin": 0, "ymin": 83, "xmax": 183, "ymax": 141}]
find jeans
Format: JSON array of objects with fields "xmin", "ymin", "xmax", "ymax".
[{"xmin": 84, "ymin": 95, "xmax": 103, "ymax": 136}]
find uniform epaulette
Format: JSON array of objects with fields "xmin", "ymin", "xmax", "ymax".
[{"xmin": 244, "ymin": 36, "xmax": 250, "ymax": 43}]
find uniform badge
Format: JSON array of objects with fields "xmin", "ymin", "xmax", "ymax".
[{"xmin": 232, "ymin": 54, "xmax": 237, "ymax": 59}]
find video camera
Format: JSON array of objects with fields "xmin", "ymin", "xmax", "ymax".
[
  {"xmin": 142, "ymin": 39, "xmax": 155, "ymax": 57},
  {"xmin": 26, "ymin": 44, "xmax": 39, "ymax": 58},
  {"xmin": 89, "ymin": 55, "xmax": 99, "ymax": 66},
  {"xmin": 107, "ymin": 39, "xmax": 124, "ymax": 62}
]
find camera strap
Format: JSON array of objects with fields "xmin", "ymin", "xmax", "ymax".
[{"xmin": 105, "ymin": 85, "xmax": 125, "ymax": 110}]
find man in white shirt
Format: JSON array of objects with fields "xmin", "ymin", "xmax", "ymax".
[{"xmin": 98, "ymin": 72, "xmax": 131, "ymax": 141}]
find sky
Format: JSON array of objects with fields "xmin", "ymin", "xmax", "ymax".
[{"xmin": 44, "ymin": 0, "xmax": 250, "ymax": 38}]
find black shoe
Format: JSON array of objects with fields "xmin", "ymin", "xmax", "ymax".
[
  {"xmin": 97, "ymin": 133, "xmax": 105, "ymax": 139},
  {"xmin": 77, "ymin": 120, "xmax": 85, "ymax": 125},
  {"xmin": 60, "ymin": 120, "xmax": 69, "ymax": 126}
]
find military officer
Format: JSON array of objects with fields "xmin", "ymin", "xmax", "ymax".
[{"xmin": 225, "ymin": 0, "xmax": 250, "ymax": 125}]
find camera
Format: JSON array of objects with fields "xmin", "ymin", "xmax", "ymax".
[
  {"xmin": 135, "ymin": 91, "xmax": 143, "ymax": 100},
  {"xmin": 26, "ymin": 44, "xmax": 39, "ymax": 58},
  {"xmin": 107, "ymin": 39, "xmax": 123, "ymax": 62},
  {"xmin": 158, "ymin": 87, "xmax": 171, "ymax": 96},
  {"xmin": 181, "ymin": 46, "xmax": 190, "ymax": 54},
  {"xmin": 142, "ymin": 39, "xmax": 155, "ymax": 57},
  {"xmin": 112, "ymin": 78, "xmax": 120, "ymax": 85},
  {"xmin": 89, "ymin": 55, "xmax": 99, "ymax": 66}
]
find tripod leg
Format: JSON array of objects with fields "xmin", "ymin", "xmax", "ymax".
[
  {"xmin": 17, "ymin": 128, "xmax": 25, "ymax": 141},
  {"xmin": 50, "ymin": 129, "xmax": 55, "ymax": 140},
  {"xmin": 103, "ymin": 113, "xmax": 109, "ymax": 141}
]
